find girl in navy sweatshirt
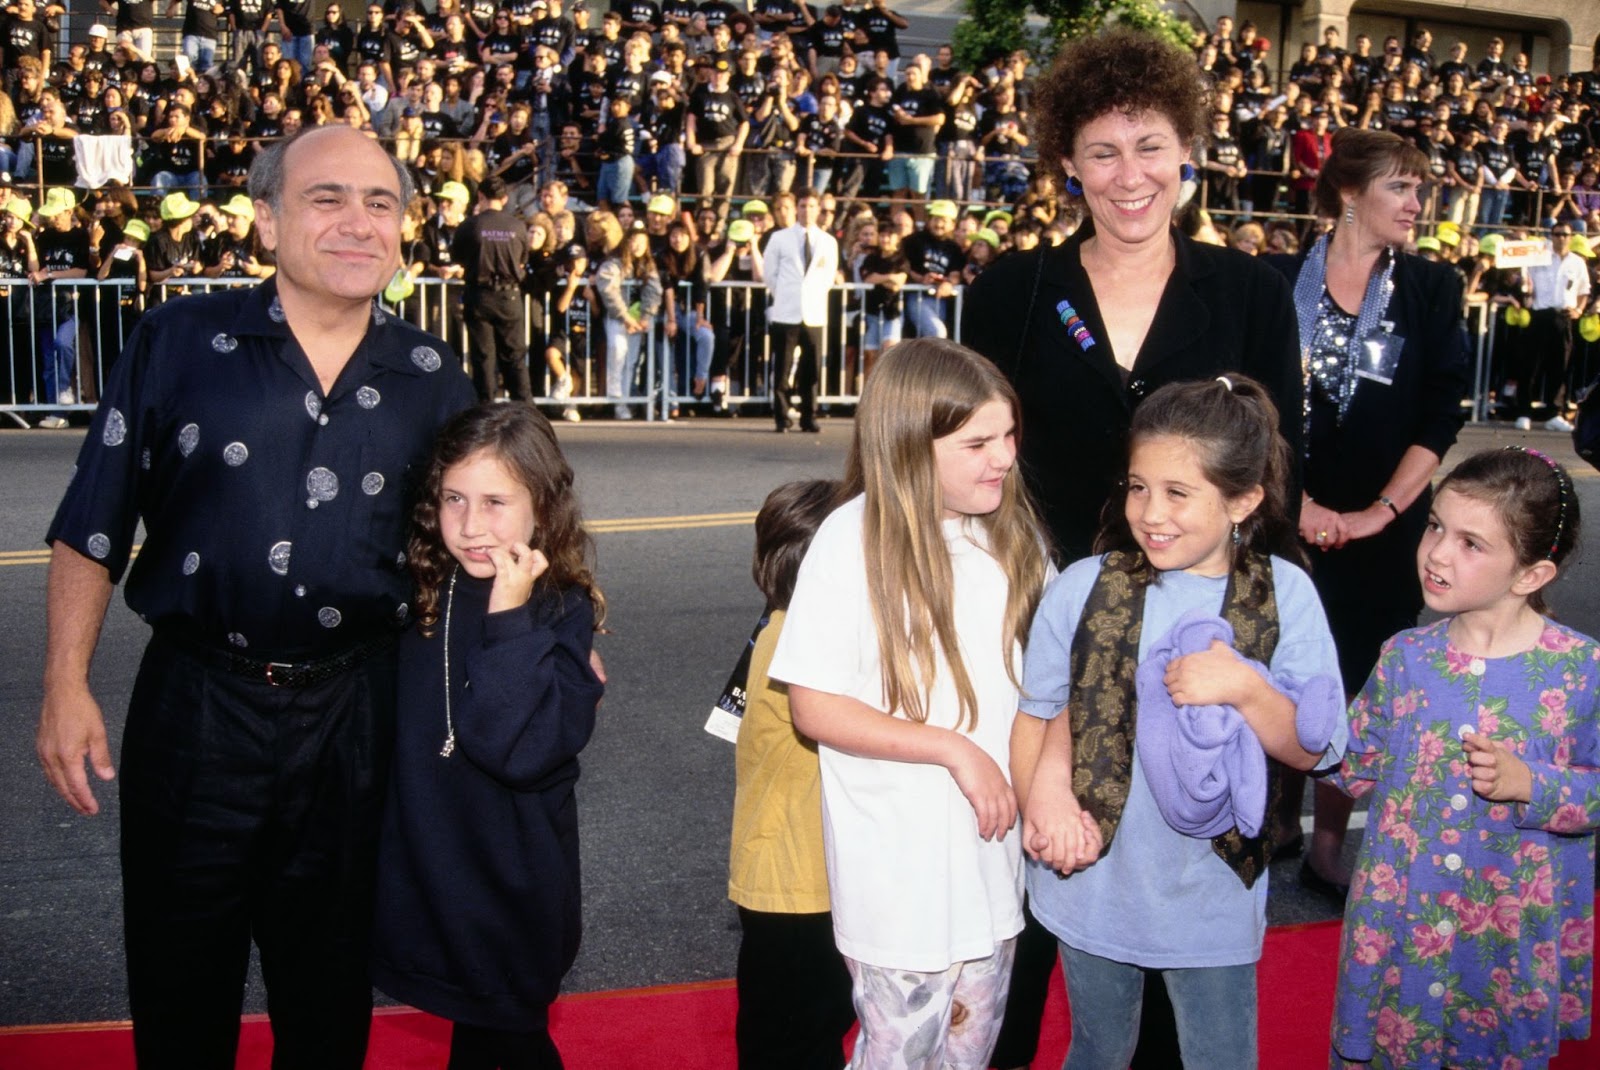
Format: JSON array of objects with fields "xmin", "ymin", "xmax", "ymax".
[{"xmin": 373, "ymin": 401, "xmax": 606, "ymax": 1070}]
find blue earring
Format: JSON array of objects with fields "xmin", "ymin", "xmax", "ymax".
[
  {"xmin": 1064, "ymin": 174, "xmax": 1083, "ymax": 196},
  {"xmin": 1180, "ymin": 162, "xmax": 1197, "ymax": 183}
]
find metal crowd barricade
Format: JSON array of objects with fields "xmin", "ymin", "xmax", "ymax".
[
  {"xmin": 655, "ymin": 280, "xmax": 964, "ymax": 418},
  {"xmin": 383, "ymin": 277, "xmax": 662, "ymax": 420}
]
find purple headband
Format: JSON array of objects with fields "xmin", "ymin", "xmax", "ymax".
[{"xmin": 1504, "ymin": 446, "xmax": 1569, "ymax": 560}]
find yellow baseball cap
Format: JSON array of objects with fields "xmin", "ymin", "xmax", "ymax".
[
  {"xmin": 436, "ymin": 181, "xmax": 470, "ymax": 204},
  {"xmin": 37, "ymin": 187, "xmax": 78, "ymax": 219},
  {"xmin": 123, "ymin": 218, "xmax": 151, "ymax": 242},
  {"xmin": 218, "ymin": 194, "xmax": 255, "ymax": 220},
  {"xmin": 158, "ymin": 191, "xmax": 200, "ymax": 221},
  {"xmin": 3, "ymin": 197, "xmax": 32, "ymax": 225},
  {"xmin": 1569, "ymin": 233, "xmax": 1596, "ymax": 259},
  {"xmin": 647, "ymin": 193, "xmax": 676, "ymax": 215},
  {"xmin": 927, "ymin": 200, "xmax": 958, "ymax": 220}
]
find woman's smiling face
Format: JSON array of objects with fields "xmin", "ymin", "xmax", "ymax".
[{"xmin": 1064, "ymin": 108, "xmax": 1188, "ymax": 252}]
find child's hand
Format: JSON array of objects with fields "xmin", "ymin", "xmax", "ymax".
[
  {"xmin": 1024, "ymin": 795, "xmax": 1101, "ymax": 875},
  {"xmin": 485, "ymin": 541, "xmax": 548, "ymax": 614},
  {"xmin": 1163, "ymin": 640, "xmax": 1257, "ymax": 709},
  {"xmin": 1464, "ymin": 733, "xmax": 1533, "ymax": 803},
  {"xmin": 946, "ymin": 735, "xmax": 1017, "ymax": 842}
]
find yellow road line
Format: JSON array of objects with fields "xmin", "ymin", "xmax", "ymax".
[{"xmin": 0, "ymin": 514, "xmax": 757, "ymax": 568}]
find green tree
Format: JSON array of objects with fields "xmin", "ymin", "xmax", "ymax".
[{"xmin": 954, "ymin": 0, "xmax": 1198, "ymax": 69}]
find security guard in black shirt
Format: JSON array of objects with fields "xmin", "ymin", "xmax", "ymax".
[{"xmin": 453, "ymin": 175, "xmax": 533, "ymax": 401}]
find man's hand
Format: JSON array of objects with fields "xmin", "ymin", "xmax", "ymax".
[{"xmin": 37, "ymin": 686, "xmax": 115, "ymax": 816}]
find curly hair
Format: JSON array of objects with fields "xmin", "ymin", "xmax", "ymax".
[
  {"xmin": 1032, "ymin": 25, "xmax": 1210, "ymax": 188},
  {"xmin": 410, "ymin": 402, "xmax": 605, "ymax": 636}
]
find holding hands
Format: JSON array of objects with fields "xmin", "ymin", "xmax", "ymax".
[
  {"xmin": 1024, "ymin": 790, "xmax": 1103, "ymax": 875},
  {"xmin": 485, "ymin": 541, "xmax": 548, "ymax": 614}
]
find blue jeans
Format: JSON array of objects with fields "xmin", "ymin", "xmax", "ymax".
[
  {"xmin": 182, "ymin": 34, "xmax": 218, "ymax": 72},
  {"xmin": 1478, "ymin": 186, "xmax": 1510, "ymax": 227},
  {"xmin": 39, "ymin": 312, "xmax": 77, "ymax": 406},
  {"xmin": 284, "ymin": 34, "xmax": 314, "ymax": 73},
  {"xmin": 152, "ymin": 170, "xmax": 207, "ymax": 197},
  {"xmin": 604, "ymin": 316, "xmax": 647, "ymax": 399},
  {"xmin": 597, "ymin": 156, "xmax": 636, "ymax": 207},
  {"xmin": 904, "ymin": 291, "xmax": 947, "ymax": 339},
  {"xmin": 1058, "ymin": 943, "xmax": 1257, "ymax": 1070},
  {"xmin": 641, "ymin": 143, "xmax": 685, "ymax": 195}
]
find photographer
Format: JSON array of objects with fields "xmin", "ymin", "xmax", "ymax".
[
  {"xmin": 201, "ymin": 194, "xmax": 271, "ymax": 279},
  {"xmin": 144, "ymin": 192, "xmax": 204, "ymax": 287}
]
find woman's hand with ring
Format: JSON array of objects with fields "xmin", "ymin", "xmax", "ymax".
[{"xmin": 1300, "ymin": 499, "xmax": 1348, "ymax": 551}]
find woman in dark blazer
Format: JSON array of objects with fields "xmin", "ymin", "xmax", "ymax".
[
  {"xmin": 964, "ymin": 26, "xmax": 1304, "ymax": 1070},
  {"xmin": 1266, "ymin": 126, "xmax": 1470, "ymax": 901}
]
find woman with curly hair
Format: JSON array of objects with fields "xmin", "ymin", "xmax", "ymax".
[{"xmin": 964, "ymin": 25, "xmax": 1305, "ymax": 1070}]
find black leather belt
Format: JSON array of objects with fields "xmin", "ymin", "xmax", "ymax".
[{"xmin": 160, "ymin": 628, "xmax": 397, "ymax": 688}]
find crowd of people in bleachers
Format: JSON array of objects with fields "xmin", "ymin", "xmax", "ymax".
[{"xmin": 2, "ymin": 0, "xmax": 1599, "ymax": 426}]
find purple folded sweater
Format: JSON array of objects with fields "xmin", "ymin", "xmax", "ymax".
[{"xmin": 1134, "ymin": 610, "xmax": 1342, "ymax": 839}]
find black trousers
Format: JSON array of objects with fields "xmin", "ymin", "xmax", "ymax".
[
  {"xmin": 448, "ymin": 1021, "xmax": 564, "ymax": 1070},
  {"xmin": 120, "ymin": 633, "xmax": 397, "ymax": 1070},
  {"xmin": 769, "ymin": 321, "xmax": 821, "ymax": 429},
  {"xmin": 466, "ymin": 289, "xmax": 532, "ymax": 403},
  {"xmin": 1516, "ymin": 307, "xmax": 1574, "ymax": 412},
  {"xmin": 736, "ymin": 907, "xmax": 854, "ymax": 1070}
]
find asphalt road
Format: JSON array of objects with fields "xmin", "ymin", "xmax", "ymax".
[{"xmin": 2, "ymin": 418, "xmax": 1597, "ymax": 1028}]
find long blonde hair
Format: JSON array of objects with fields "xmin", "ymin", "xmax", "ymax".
[{"xmin": 843, "ymin": 340, "xmax": 1049, "ymax": 731}]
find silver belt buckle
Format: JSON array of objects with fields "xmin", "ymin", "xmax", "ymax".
[{"xmin": 264, "ymin": 661, "xmax": 294, "ymax": 686}]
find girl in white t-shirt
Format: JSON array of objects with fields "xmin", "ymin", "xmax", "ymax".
[{"xmin": 768, "ymin": 338, "xmax": 1052, "ymax": 1070}]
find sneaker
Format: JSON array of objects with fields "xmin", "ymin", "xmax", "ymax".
[
  {"xmin": 56, "ymin": 388, "xmax": 75, "ymax": 406},
  {"xmin": 1514, "ymin": 416, "xmax": 1533, "ymax": 430},
  {"xmin": 37, "ymin": 415, "xmax": 69, "ymax": 429},
  {"xmin": 561, "ymin": 406, "xmax": 582, "ymax": 423},
  {"xmin": 552, "ymin": 371, "xmax": 574, "ymax": 401},
  {"xmin": 1544, "ymin": 415, "xmax": 1575, "ymax": 433},
  {"xmin": 613, "ymin": 404, "xmax": 633, "ymax": 420}
]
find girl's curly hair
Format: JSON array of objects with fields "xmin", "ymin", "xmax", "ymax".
[
  {"xmin": 410, "ymin": 402, "xmax": 605, "ymax": 636},
  {"xmin": 1032, "ymin": 25, "xmax": 1211, "ymax": 190}
]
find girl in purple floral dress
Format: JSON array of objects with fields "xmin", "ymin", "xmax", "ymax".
[{"xmin": 1330, "ymin": 447, "xmax": 1599, "ymax": 1070}]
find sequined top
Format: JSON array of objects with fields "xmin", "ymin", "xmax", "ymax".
[{"xmin": 1306, "ymin": 291, "xmax": 1360, "ymax": 421}]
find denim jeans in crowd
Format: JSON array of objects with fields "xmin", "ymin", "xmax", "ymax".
[
  {"xmin": 597, "ymin": 156, "xmax": 636, "ymax": 208},
  {"xmin": 1478, "ymin": 186, "xmax": 1510, "ymax": 227},
  {"xmin": 284, "ymin": 34, "xmax": 314, "ymax": 73},
  {"xmin": 39, "ymin": 314, "xmax": 77, "ymax": 407},
  {"xmin": 182, "ymin": 34, "xmax": 218, "ymax": 73},
  {"xmin": 641, "ymin": 143, "xmax": 685, "ymax": 195},
  {"xmin": 604, "ymin": 316, "xmax": 647, "ymax": 402},
  {"xmin": 152, "ymin": 171, "xmax": 207, "ymax": 198},
  {"xmin": 904, "ymin": 291, "xmax": 947, "ymax": 340},
  {"xmin": 674, "ymin": 318, "xmax": 715, "ymax": 391},
  {"xmin": 1058, "ymin": 943, "xmax": 1257, "ymax": 1070}
]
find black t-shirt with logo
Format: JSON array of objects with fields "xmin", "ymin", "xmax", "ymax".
[
  {"xmin": 689, "ymin": 86, "xmax": 745, "ymax": 140},
  {"xmin": 890, "ymin": 84, "xmax": 940, "ymax": 154},
  {"xmin": 806, "ymin": 20, "xmax": 846, "ymax": 58},
  {"xmin": 38, "ymin": 227, "xmax": 93, "ymax": 275},
  {"xmin": 530, "ymin": 15, "xmax": 574, "ymax": 55},
  {"xmin": 860, "ymin": 249, "xmax": 906, "ymax": 316},
  {"xmin": 901, "ymin": 230, "xmax": 962, "ymax": 279},
  {"xmin": 3, "ymin": 14, "xmax": 44, "ymax": 68},
  {"xmin": 798, "ymin": 111, "xmax": 842, "ymax": 155},
  {"xmin": 847, "ymin": 102, "xmax": 890, "ymax": 153},
  {"xmin": 858, "ymin": 7, "xmax": 898, "ymax": 57},
  {"xmin": 1451, "ymin": 144, "xmax": 1481, "ymax": 183},
  {"xmin": 112, "ymin": 0, "xmax": 155, "ymax": 30}
]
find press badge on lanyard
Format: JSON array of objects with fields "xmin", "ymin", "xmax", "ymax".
[{"xmin": 1356, "ymin": 321, "xmax": 1402, "ymax": 386}]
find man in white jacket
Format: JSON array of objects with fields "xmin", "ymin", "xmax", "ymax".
[{"xmin": 762, "ymin": 189, "xmax": 838, "ymax": 432}]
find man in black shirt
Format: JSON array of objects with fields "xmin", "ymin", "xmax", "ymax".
[
  {"xmin": 887, "ymin": 61, "xmax": 941, "ymax": 207},
  {"xmin": 37, "ymin": 125, "xmax": 474, "ymax": 1070},
  {"xmin": 167, "ymin": 0, "xmax": 225, "ymax": 74},
  {"xmin": 454, "ymin": 175, "xmax": 532, "ymax": 401},
  {"xmin": 686, "ymin": 58, "xmax": 748, "ymax": 222},
  {"xmin": 228, "ymin": 0, "xmax": 272, "ymax": 77},
  {"xmin": 901, "ymin": 199, "xmax": 962, "ymax": 338}
]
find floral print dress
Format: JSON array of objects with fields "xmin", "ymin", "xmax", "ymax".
[{"xmin": 1329, "ymin": 619, "xmax": 1600, "ymax": 1070}]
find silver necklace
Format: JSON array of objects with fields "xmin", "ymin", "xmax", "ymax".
[{"xmin": 439, "ymin": 566, "xmax": 458, "ymax": 757}]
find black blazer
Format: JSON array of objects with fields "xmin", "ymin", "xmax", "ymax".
[
  {"xmin": 967, "ymin": 227, "xmax": 1303, "ymax": 563},
  {"xmin": 1264, "ymin": 249, "xmax": 1470, "ymax": 597}
]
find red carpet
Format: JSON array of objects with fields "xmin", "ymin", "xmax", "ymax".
[{"xmin": 3, "ymin": 916, "xmax": 1597, "ymax": 1068}]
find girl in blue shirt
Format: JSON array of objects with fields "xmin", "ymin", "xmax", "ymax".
[{"xmin": 1011, "ymin": 376, "xmax": 1345, "ymax": 1070}]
